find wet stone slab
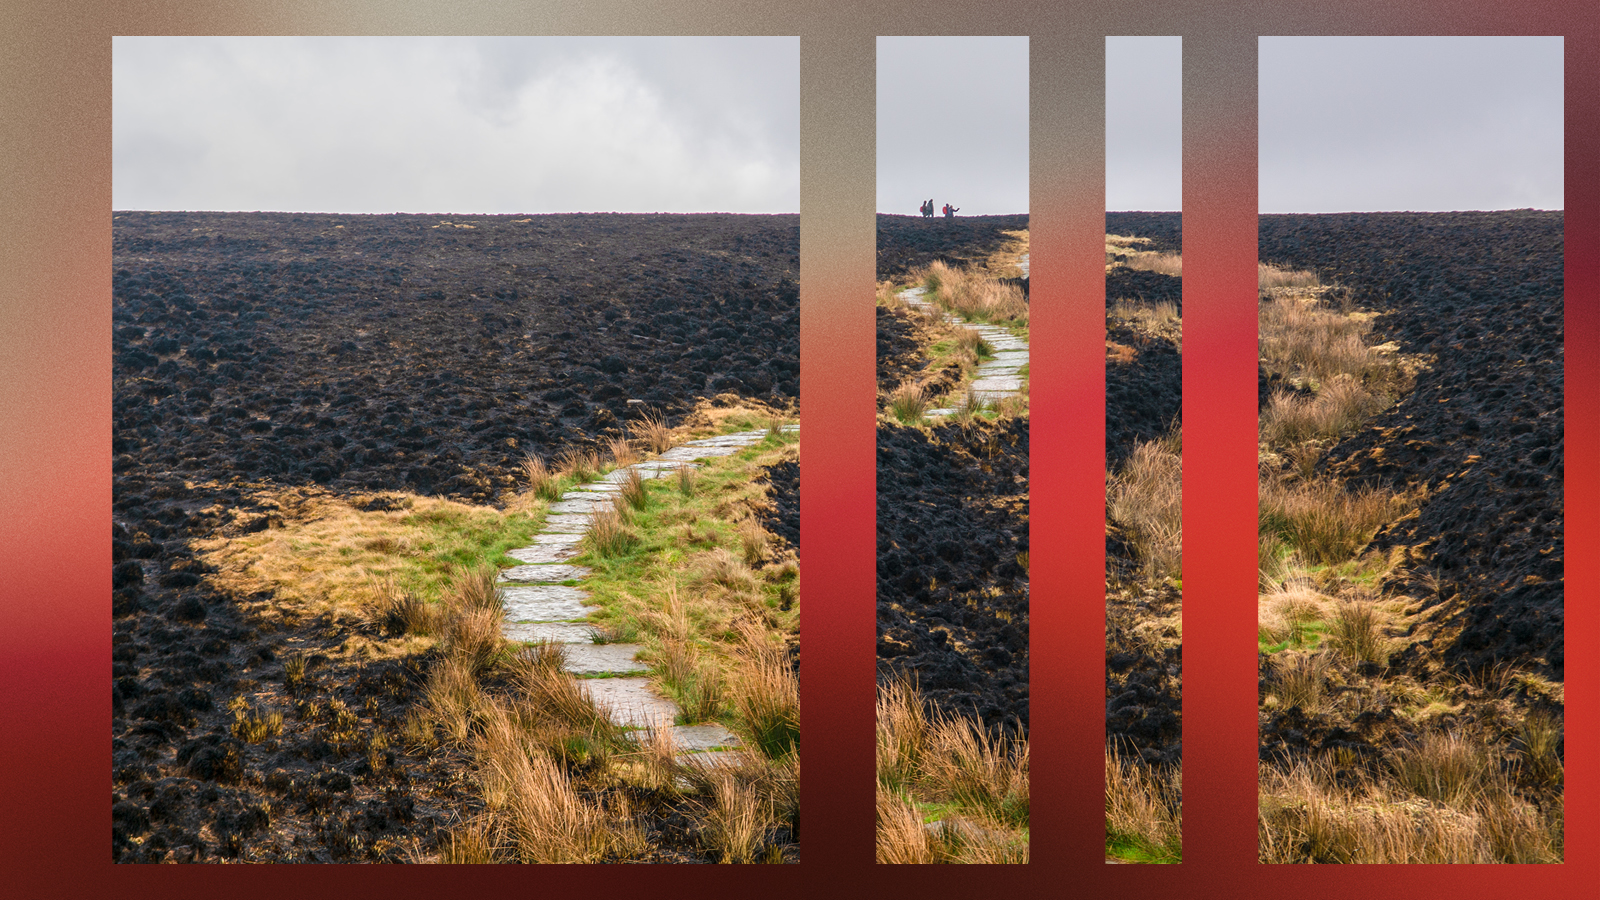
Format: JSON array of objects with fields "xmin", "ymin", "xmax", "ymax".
[
  {"xmin": 667, "ymin": 723, "xmax": 742, "ymax": 752},
  {"xmin": 507, "ymin": 543, "xmax": 581, "ymax": 564},
  {"xmin": 499, "ymin": 564, "xmax": 591, "ymax": 583},
  {"xmin": 601, "ymin": 465, "xmax": 674, "ymax": 481},
  {"xmin": 562, "ymin": 643, "xmax": 650, "ymax": 676},
  {"xmin": 502, "ymin": 584, "xmax": 596, "ymax": 622},
  {"xmin": 531, "ymin": 528, "xmax": 588, "ymax": 544},
  {"xmin": 972, "ymin": 375, "xmax": 1023, "ymax": 394},
  {"xmin": 656, "ymin": 445, "xmax": 741, "ymax": 461},
  {"xmin": 539, "ymin": 514, "xmax": 594, "ymax": 533},
  {"xmin": 583, "ymin": 677, "xmax": 679, "ymax": 729},
  {"xmin": 549, "ymin": 497, "xmax": 613, "ymax": 515},
  {"xmin": 567, "ymin": 482, "xmax": 623, "ymax": 493},
  {"xmin": 503, "ymin": 622, "xmax": 599, "ymax": 644}
]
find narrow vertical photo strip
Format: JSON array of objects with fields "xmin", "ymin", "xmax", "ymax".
[
  {"xmin": 1102, "ymin": 36, "xmax": 1184, "ymax": 865},
  {"xmin": 872, "ymin": 36, "xmax": 1030, "ymax": 863},
  {"xmin": 111, "ymin": 36, "xmax": 801, "ymax": 863},
  {"xmin": 1255, "ymin": 37, "xmax": 1564, "ymax": 863}
]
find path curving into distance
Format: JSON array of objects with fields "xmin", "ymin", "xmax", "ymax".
[
  {"xmin": 496, "ymin": 427, "xmax": 798, "ymax": 758},
  {"xmin": 896, "ymin": 284, "xmax": 1029, "ymax": 415}
]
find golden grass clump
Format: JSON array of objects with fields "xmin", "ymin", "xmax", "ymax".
[
  {"xmin": 557, "ymin": 446, "xmax": 602, "ymax": 482},
  {"xmin": 1121, "ymin": 251, "xmax": 1183, "ymax": 277},
  {"xmin": 1105, "ymin": 744, "xmax": 1182, "ymax": 862},
  {"xmin": 1259, "ymin": 262, "xmax": 1321, "ymax": 291},
  {"xmin": 608, "ymin": 437, "xmax": 639, "ymax": 469},
  {"xmin": 584, "ymin": 503, "xmax": 639, "ymax": 557},
  {"xmin": 919, "ymin": 260, "xmax": 1028, "ymax": 325},
  {"xmin": 1107, "ymin": 434, "xmax": 1183, "ymax": 583},
  {"xmin": 1259, "ymin": 473, "xmax": 1417, "ymax": 567},
  {"xmin": 888, "ymin": 381, "xmax": 928, "ymax": 425},
  {"xmin": 629, "ymin": 412, "xmax": 674, "ymax": 454},
  {"xmin": 1259, "ymin": 376, "xmax": 1388, "ymax": 446},
  {"xmin": 522, "ymin": 453, "xmax": 562, "ymax": 501},
  {"xmin": 618, "ymin": 466, "xmax": 648, "ymax": 511}
]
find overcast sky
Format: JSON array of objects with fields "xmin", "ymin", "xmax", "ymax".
[
  {"xmin": 877, "ymin": 37, "xmax": 1028, "ymax": 216},
  {"xmin": 1107, "ymin": 36, "xmax": 1182, "ymax": 212},
  {"xmin": 1260, "ymin": 36, "xmax": 1563, "ymax": 213},
  {"xmin": 113, "ymin": 37, "xmax": 799, "ymax": 214}
]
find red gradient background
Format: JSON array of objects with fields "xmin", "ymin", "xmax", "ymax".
[{"xmin": 0, "ymin": 1, "xmax": 1592, "ymax": 896}]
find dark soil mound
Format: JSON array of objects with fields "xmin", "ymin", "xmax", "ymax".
[
  {"xmin": 876, "ymin": 419, "xmax": 1029, "ymax": 736},
  {"xmin": 875, "ymin": 214, "xmax": 1029, "ymax": 281},
  {"xmin": 1105, "ymin": 211, "xmax": 1183, "ymax": 255},
  {"xmin": 111, "ymin": 211, "xmax": 799, "ymax": 862},
  {"xmin": 756, "ymin": 458, "xmax": 800, "ymax": 556},
  {"xmin": 1260, "ymin": 210, "xmax": 1563, "ymax": 679},
  {"xmin": 1105, "ymin": 316, "xmax": 1182, "ymax": 470},
  {"xmin": 1105, "ymin": 269, "xmax": 1183, "ymax": 314}
]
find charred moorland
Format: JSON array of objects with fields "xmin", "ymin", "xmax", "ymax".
[
  {"xmin": 874, "ymin": 218, "xmax": 1030, "ymax": 735},
  {"xmin": 112, "ymin": 211, "xmax": 798, "ymax": 862}
]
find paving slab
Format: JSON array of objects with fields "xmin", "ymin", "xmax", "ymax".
[
  {"xmin": 499, "ymin": 563, "xmax": 591, "ymax": 583},
  {"xmin": 502, "ymin": 584, "xmax": 596, "ymax": 622},
  {"xmin": 562, "ymin": 643, "xmax": 650, "ymax": 676},
  {"xmin": 972, "ymin": 375, "xmax": 1023, "ymax": 394},
  {"xmin": 503, "ymin": 622, "xmax": 599, "ymax": 644},
  {"xmin": 656, "ymin": 445, "xmax": 741, "ymax": 461},
  {"xmin": 549, "ymin": 496, "xmax": 615, "ymax": 515},
  {"xmin": 601, "ymin": 465, "xmax": 676, "ymax": 480},
  {"xmin": 568, "ymin": 482, "xmax": 623, "ymax": 493},
  {"xmin": 531, "ymin": 531, "xmax": 586, "ymax": 545},
  {"xmin": 539, "ymin": 513, "xmax": 594, "ymax": 533},
  {"xmin": 584, "ymin": 677, "xmax": 680, "ymax": 729},
  {"xmin": 668, "ymin": 723, "xmax": 743, "ymax": 752},
  {"xmin": 507, "ymin": 543, "xmax": 581, "ymax": 564}
]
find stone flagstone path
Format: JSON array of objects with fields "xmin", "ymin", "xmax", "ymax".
[
  {"xmin": 497, "ymin": 426, "xmax": 798, "ymax": 757},
  {"xmin": 897, "ymin": 278, "xmax": 1029, "ymax": 416}
]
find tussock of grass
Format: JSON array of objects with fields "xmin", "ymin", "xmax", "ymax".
[
  {"xmin": 522, "ymin": 453, "xmax": 562, "ymax": 501},
  {"xmin": 917, "ymin": 260, "xmax": 1028, "ymax": 327},
  {"xmin": 1105, "ymin": 745, "xmax": 1182, "ymax": 863},
  {"xmin": 1107, "ymin": 433, "xmax": 1183, "ymax": 583},
  {"xmin": 1260, "ymin": 376, "xmax": 1388, "ymax": 445},
  {"xmin": 1259, "ymin": 262, "xmax": 1321, "ymax": 291},
  {"xmin": 889, "ymin": 381, "xmax": 928, "ymax": 425},
  {"xmin": 876, "ymin": 680, "xmax": 1027, "ymax": 863},
  {"xmin": 629, "ymin": 412, "xmax": 674, "ymax": 454},
  {"xmin": 1259, "ymin": 472, "xmax": 1417, "ymax": 567}
]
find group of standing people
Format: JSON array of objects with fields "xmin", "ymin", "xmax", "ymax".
[{"xmin": 919, "ymin": 199, "xmax": 959, "ymax": 219}]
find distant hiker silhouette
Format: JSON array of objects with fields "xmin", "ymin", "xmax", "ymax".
[
  {"xmin": 942, "ymin": 204, "xmax": 959, "ymax": 218},
  {"xmin": 920, "ymin": 199, "xmax": 934, "ymax": 218}
]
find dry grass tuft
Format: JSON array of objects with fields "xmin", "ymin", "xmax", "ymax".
[
  {"xmin": 521, "ymin": 453, "xmax": 562, "ymax": 501},
  {"xmin": 1259, "ymin": 263, "xmax": 1321, "ymax": 291},
  {"xmin": 1268, "ymin": 651, "xmax": 1331, "ymax": 712},
  {"xmin": 1121, "ymin": 251, "xmax": 1183, "ymax": 277},
  {"xmin": 618, "ymin": 466, "xmax": 648, "ymax": 511},
  {"xmin": 919, "ymin": 260, "xmax": 1028, "ymax": 325},
  {"xmin": 629, "ymin": 413, "xmax": 674, "ymax": 454},
  {"xmin": 1107, "ymin": 434, "xmax": 1183, "ymax": 583},
  {"xmin": 1260, "ymin": 377, "xmax": 1388, "ymax": 446},
  {"xmin": 731, "ymin": 626, "xmax": 800, "ymax": 760},
  {"xmin": 584, "ymin": 503, "xmax": 638, "ymax": 557},
  {"xmin": 700, "ymin": 771, "xmax": 774, "ymax": 863},
  {"xmin": 608, "ymin": 437, "xmax": 639, "ymax": 469},
  {"xmin": 888, "ymin": 381, "xmax": 928, "ymax": 425},
  {"xmin": 1105, "ymin": 745, "xmax": 1182, "ymax": 862},
  {"xmin": 557, "ymin": 446, "xmax": 602, "ymax": 482},
  {"xmin": 1259, "ymin": 472, "xmax": 1416, "ymax": 567}
]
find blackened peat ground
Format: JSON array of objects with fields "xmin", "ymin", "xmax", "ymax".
[
  {"xmin": 875, "ymin": 217, "xmax": 1030, "ymax": 735},
  {"xmin": 112, "ymin": 212, "xmax": 798, "ymax": 862}
]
